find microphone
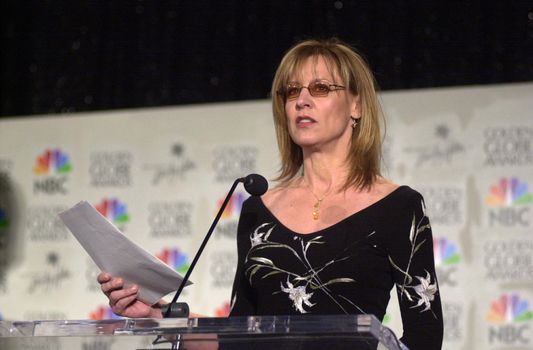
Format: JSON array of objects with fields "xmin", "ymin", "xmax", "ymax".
[
  {"xmin": 243, "ymin": 173, "xmax": 268, "ymax": 196},
  {"xmin": 162, "ymin": 173, "xmax": 268, "ymax": 318}
]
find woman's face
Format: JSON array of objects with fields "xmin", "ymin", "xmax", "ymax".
[{"xmin": 284, "ymin": 56, "xmax": 359, "ymax": 153}]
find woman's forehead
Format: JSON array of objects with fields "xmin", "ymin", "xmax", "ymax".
[{"xmin": 288, "ymin": 55, "xmax": 341, "ymax": 82}]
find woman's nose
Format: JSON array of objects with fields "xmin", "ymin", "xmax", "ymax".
[{"xmin": 295, "ymin": 88, "xmax": 312, "ymax": 109}]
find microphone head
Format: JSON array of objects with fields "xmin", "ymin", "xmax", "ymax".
[{"xmin": 243, "ymin": 174, "xmax": 268, "ymax": 196}]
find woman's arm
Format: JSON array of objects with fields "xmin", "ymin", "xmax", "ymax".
[{"xmin": 388, "ymin": 192, "xmax": 443, "ymax": 350}]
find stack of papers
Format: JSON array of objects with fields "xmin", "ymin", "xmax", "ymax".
[{"xmin": 59, "ymin": 201, "xmax": 191, "ymax": 305}]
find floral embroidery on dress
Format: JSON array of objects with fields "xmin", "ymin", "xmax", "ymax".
[
  {"xmin": 389, "ymin": 200, "xmax": 439, "ymax": 316},
  {"xmin": 406, "ymin": 271, "xmax": 438, "ymax": 312},
  {"xmin": 280, "ymin": 279, "xmax": 315, "ymax": 313},
  {"xmin": 245, "ymin": 222, "xmax": 361, "ymax": 314}
]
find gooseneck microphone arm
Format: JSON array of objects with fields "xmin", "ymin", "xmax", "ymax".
[{"xmin": 163, "ymin": 174, "xmax": 267, "ymax": 318}]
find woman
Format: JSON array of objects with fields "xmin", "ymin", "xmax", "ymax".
[{"xmin": 98, "ymin": 38, "xmax": 443, "ymax": 349}]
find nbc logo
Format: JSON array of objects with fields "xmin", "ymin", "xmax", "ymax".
[
  {"xmin": 218, "ymin": 192, "xmax": 246, "ymax": 220},
  {"xmin": 33, "ymin": 149, "xmax": 72, "ymax": 194},
  {"xmin": 486, "ymin": 177, "xmax": 533, "ymax": 207},
  {"xmin": 157, "ymin": 248, "xmax": 190, "ymax": 274},
  {"xmin": 0, "ymin": 208, "xmax": 8, "ymax": 229},
  {"xmin": 215, "ymin": 192, "xmax": 246, "ymax": 239},
  {"xmin": 95, "ymin": 198, "xmax": 130, "ymax": 226},
  {"xmin": 33, "ymin": 149, "xmax": 72, "ymax": 175},
  {"xmin": 487, "ymin": 293, "xmax": 533, "ymax": 345},
  {"xmin": 488, "ymin": 294, "xmax": 533, "ymax": 323},
  {"xmin": 485, "ymin": 177, "xmax": 532, "ymax": 227},
  {"xmin": 214, "ymin": 301, "xmax": 231, "ymax": 317},
  {"xmin": 89, "ymin": 305, "xmax": 122, "ymax": 320},
  {"xmin": 434, "ymin": 238, "xmax": 460, "ymax": 266},
  {"xmin": 433, "ymin": 237, "xmax": 460, "ymax": 287}
]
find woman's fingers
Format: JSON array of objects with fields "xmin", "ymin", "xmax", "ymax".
[
  {"xmin": 100, "ymin": 277, "xmax": 125, "ymax": 296},
  {"xmin": 97, "ymin": 272, "xmax": 111, "ymax": 284},
  {"xmin": 110, "ymin": 288, "xmax": 139, "ymax": 314},
  {"xmin": 108, "ymin": 285, "xmax": 137, "ymax": 305}
]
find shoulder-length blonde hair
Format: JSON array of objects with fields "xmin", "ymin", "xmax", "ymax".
[{"xmin": 271, "ymin": 38, "xmax": 383, "ymax": 191}]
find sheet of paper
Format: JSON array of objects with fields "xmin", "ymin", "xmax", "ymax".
[{"xmin": 59, "ymin": 201, "xmax": 191, "ymax": 305}]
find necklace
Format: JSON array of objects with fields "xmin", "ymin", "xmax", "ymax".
[{"xmin": 306, "ymin": 184, "xmax": 332, "ymax": 220}]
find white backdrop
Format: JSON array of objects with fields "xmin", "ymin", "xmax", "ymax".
[{"xmin": 0, "ymin": 82, "xmax": 532, "ymax": 349}]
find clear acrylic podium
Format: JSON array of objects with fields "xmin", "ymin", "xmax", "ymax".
[{"xmin": 0, "ymin": 314, "xmax": 407, "ymax": 350}]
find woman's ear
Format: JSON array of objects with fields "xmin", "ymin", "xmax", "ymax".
[{"xmin": 350, "ymin": 94, "xmax": 361, "ymax": 119}]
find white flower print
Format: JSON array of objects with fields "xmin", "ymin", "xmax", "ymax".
[
  {"xmin": 249, "ymin": 223, "xmax": 274, "ymax": 247},
  {"xmin": 245, "ymin": 222, "xmax": 361, "ymax": 314},
  {"xmin": 410, "ymin": 271, "xmax": 437, "ymax": 312},
  {"xmin": 250, "ymin": 231, "xmax": 264, "ymax": 247},
  {"xmin": 389, "ymin": 201, "xmax": 440, "ymax": 317},
  {"xmin": 280, "ymin": 279, "xmax": 315, "ymax": 314}
]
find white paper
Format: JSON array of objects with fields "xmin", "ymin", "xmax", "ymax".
[{"xmin": 59, "ymin": 201, "xmax": 191, "ymax": 305}]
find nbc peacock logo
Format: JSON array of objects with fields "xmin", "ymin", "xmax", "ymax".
[
  {"xmin": 95, "ymin": 198, "xmax": 130, "ymax": 226},
  {"xmin": 33, "ymin": 149, "xmax": 72, "ymax": 175},
  {"xmin": 486, "ymin": 177, "xmax": 533, "ymax": 207},
  {"xmin": 487, "ymin": 293, "xmax": 533, "ymax": 345},
  {"xmin": 215, "ymin": 192, "xmax": 246, "ymax": 239},
  {"xmin": 218, "ymin": 192, "xmax": 246, "ymax": 220},
  {"xmin": 434, "ymin": 237, "xmax": 460, "ymax": 266},
  {"xmin": 156, "ymin": 247, "xmax": 190, "ymax": 274},
  {"xmin": 33, "ymin": 148, "xmax": 72, "ymax": 194},
  {"xmin": 487, "ymin": 294, "xmax": 533, "ymax": 323},
  {"xmin": 433, "ymin": 237, "xmax": 460, "ymax": 287},
  {"xmin": 486, "ymin": 177, "xmax": 532, "ymax": 227},
  {"xmin": 89, "ymin": 305, "xmax": 122, "ymax": 320},
  {"xmin": 0, "ymin": 208, "xmax": 8, "ymax": 229},
  {"xmin": 214, "ymin": 301, "xmax": 231, "ymax": 317}
]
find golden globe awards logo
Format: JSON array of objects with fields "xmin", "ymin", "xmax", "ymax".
[
  {"xmin": 89, "ymin": 151, "xmax": 132, "ymax": 187},
  {"xmin": 484, "ymin": 240, "xmax": 533, "ymax": 282},
  {"xmin": 486, "ymin": 177, "xmax": 532, "ymax": 227},
  {"xmin": 26, "ymin": 205, "xmax": 70, "ymax": 241},
  {"xmin": 487, "ymin": 293, "xmax": 533, "ymax": 346},
  {"xmin": 443, "ymin": 302, "xmax": 463, "ymax": 343},
  {"xmin": 33, "ymin": 148, "xmax": 72, "ymax": 194},
  {"xmin": 212, "ymin": 146, "xmax": 257, "ymax": 182},
  {"xmin": 421, "ymin": 187, "xmax": 463, "ymax": 226},
  {"xmin": 148, "ymin": 201, "xmax": 193, "ymax": 237},
  {"xmin": 209, "ymin": 251, "xmax": 237, "ymax": 288},
  {"xmin": 483, "ymin": 127, "xmax": 533, "ymax": 166}
]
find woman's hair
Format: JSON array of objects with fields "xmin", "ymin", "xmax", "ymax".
[{"xmin": 271, "ymin": 38, "xmax": 384, "ymax": 191}]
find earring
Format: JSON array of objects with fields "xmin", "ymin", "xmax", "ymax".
[{"xmin": 351, "ymin": 117, "xmax": 359, "ymax": 129}]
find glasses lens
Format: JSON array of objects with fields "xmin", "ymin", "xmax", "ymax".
[
  {"xmin": 309, "ymin": 82, "xmax": 331, "ymax": 96},
  {"xmin": 285, "ymin": 85, "xmax": 302, "ymax": 100}
]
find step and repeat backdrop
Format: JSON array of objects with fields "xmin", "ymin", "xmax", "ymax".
[{"xmin": 0, "ymin": 82, "xmax": 532, "ymax": 349}]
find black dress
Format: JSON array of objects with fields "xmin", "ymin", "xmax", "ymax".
[{"xmin": 229, "ymin": 186, "xmax": 443, "ymax": 350}]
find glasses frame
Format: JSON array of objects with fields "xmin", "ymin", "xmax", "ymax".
[{"xmin": 277, "ymin": 81, "xmax": 346, "ymax": 101}]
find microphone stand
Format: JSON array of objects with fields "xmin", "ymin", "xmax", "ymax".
[{"xmin": 163, "ymin": 177, "xmax": 244, "ymax": 318}]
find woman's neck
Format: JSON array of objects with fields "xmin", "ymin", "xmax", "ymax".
[{"xmin": 299, "ymin": 149, "xmax": 350, "ymax": 194}]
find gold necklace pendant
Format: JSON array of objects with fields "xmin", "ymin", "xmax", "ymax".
[{"xmin": 312, "ymin": 199, "xmax": 322, "ymax": 220}]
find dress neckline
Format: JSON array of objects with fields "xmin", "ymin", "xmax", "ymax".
[{"xmin": 257, "ymin": 185, "xmax": 409, "ymax": 236}]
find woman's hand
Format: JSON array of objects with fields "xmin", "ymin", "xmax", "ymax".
[{"xmin": 97, "ymin": 272, "xmax": 163, "ymax": 319}]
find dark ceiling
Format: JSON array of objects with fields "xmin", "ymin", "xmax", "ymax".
[{"xmin": 1, "ymin": 1, "xmax": 532, "ymax": 117}]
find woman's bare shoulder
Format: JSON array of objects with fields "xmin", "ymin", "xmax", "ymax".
[
  {"xmin": 370, "ymin": 177, "xmax": 400, "ymax": 198},
  {"xmin": 261, "ymin": 179, "xmax": 300, "ymax": 208}
]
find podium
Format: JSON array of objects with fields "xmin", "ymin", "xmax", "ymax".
[{"xmin": 0, "ymin": 314, "xmax": 407, "ymax": 349}]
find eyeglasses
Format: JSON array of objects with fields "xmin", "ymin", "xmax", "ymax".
[{"xmin": 278, "ymin": 81, "xmax": 346, "ymax": 100}]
